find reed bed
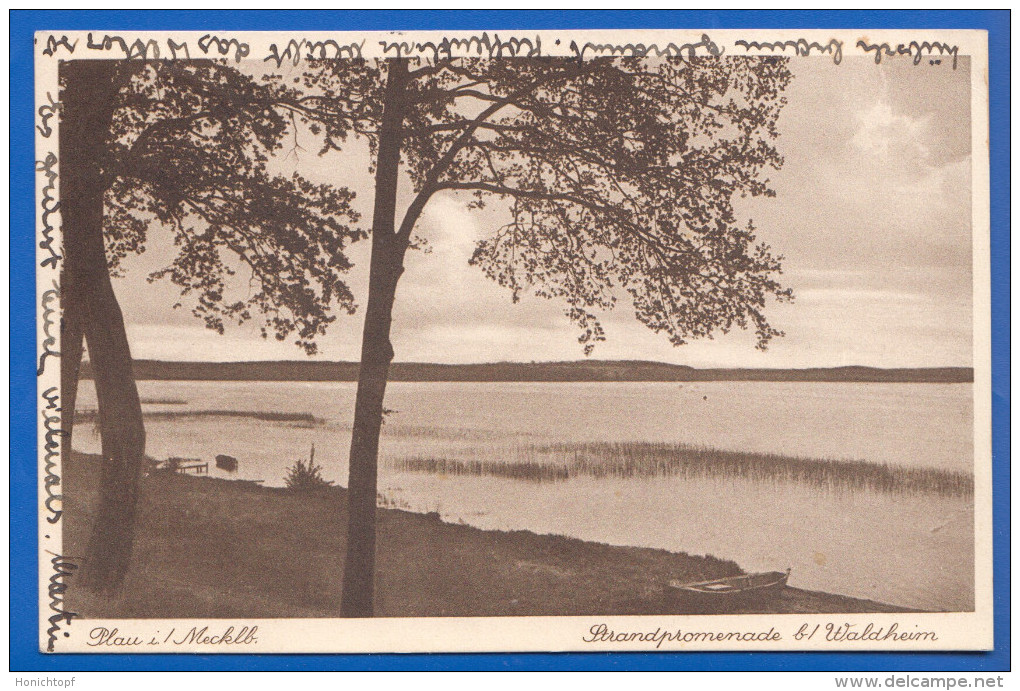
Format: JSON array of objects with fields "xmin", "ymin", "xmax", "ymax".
[
  {"xmin": 391, "ymin": 441, "xmax": 973, "ymax": 499},
  {"xmin": 380, "ymin": 425, "xmax": 531, "ymax": 441},
  {"xmin": 75, "ymin": 409, "xmax": 323, "ymax": 424},
  {"xmin": 393, "ymin": 457, "xmax": 573, "ymax": 483},
  {"xmin": 351, "ymin": 422, "xmax": 530, "ymax": 441}
]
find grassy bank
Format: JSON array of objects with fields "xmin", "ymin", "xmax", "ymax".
[{"xmin": 64, "ymin": 452, "xmax": 911, "ymax": 618}]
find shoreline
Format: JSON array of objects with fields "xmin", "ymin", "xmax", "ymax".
[
  {"xmin": 80, "ymin": 359, "xmax": 975, "ymax": 384},
  {"xmin": 64, "ymin": 452, "xmax": 916, "ymax": 618}
]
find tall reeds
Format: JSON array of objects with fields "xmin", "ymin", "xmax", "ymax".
[{"xmin": 391, "ymin": 441, "xmax": 973, "ymax": 499}]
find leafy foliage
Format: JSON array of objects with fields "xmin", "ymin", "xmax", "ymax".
[
  {"xmin": 85, "ymin": 61, "xmax": 364, "ymax": 354},
  {"xmin": 86, "ymin": 55, "xmax": 793, "ymax": 356},
  {"xmin": 301, "ymin": 56, "xmax": 794, "ymax": 353}
]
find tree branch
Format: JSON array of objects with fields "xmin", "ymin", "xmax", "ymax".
[{"xmin": 395, "ymin": 61, "xmax": 605, "ymax": 241}]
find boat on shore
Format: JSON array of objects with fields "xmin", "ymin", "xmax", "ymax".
[
  {"xmin": 666, "ymin": 569, "xmax": 790, "ymax": 613},
  {"xmin": 216, "ymin": 454, "xmax": 239, "ymax": 472}
]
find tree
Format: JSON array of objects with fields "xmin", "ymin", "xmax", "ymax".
[
  {"xmin": 59, "ymin": 59, "xmax": 360, "ymax": 589},
  {"xmin": 299, "ymin": 56, "xmax": 794, "ymax": 616},
  {"xmin": 60, "ymin": 60, "xmax": 144, "ymax": 591}
]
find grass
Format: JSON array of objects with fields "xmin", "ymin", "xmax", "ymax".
[{"xmin": 391, "ymin": 441, "xmax": 974, "ymax": 499}]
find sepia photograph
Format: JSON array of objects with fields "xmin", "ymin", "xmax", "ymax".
[{"xmin": 31, "ymin": 26, "xmax": 994, "ymax": 655}]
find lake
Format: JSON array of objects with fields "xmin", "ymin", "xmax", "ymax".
[{"xmin": 73, "ymin": 379, "xmax": 975, "ymax": 612}]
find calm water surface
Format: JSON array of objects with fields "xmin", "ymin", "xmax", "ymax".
[{"xmin": 74, "ymin": 380, "xmax": 974, "ymax": 611}]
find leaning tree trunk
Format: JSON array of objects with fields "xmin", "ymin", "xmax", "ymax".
[
  {"xmin": 340, "ymin": 59, "xmax": 411, "ymax": 617},
  {"xmin": 60, "ymin": 59, "xmax": 146, "ymax": 592},
  {"xmin": 59, "ymin": 294, "xmax": 84, "ymax": 464}
]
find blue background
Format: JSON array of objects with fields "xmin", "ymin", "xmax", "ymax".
[{"xmin": 9, "ymin": 10, "xmax": 1010, "ymax": 672}]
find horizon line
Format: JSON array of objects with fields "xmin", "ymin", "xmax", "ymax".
[{"xmin": 82, "ymin": 358, "xmax": 975, "ymax": 372}]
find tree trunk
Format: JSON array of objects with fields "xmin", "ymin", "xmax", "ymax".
[
  {"xmin": 340, "ymin": 59, "xmax": 411, "ymax": 617},
  {"xmin": 60, "ymin": 297, "xmax": 84, "ymax": 464},
  {"xmin": 60, "ymin": 60, "xmax": 146, "ymax": 591}
]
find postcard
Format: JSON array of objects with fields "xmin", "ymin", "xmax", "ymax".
[{"xmin": 35, "ymin": 27, "xmax": 992, "ymax": 653}]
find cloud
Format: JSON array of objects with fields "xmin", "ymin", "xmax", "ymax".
[
  {"xmin": 797, "ymin": 288, "xmax": 929, "ymax": 304},
  {"xmin": 850, "ymin": 100, "xmax": 933, "ymax": 165},
  {"xmin": 124, "ymin": 324, "xmax": 357, "ymax": 362}
]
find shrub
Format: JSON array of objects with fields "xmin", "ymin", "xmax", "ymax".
[{"xmin": 284, "ymin": 444, "xmax": 334, "ymax": 492}]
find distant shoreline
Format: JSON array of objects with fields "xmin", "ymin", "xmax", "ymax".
[{"xmin": 79, "ymin": 359, "xmax": 974, "ymax": 384}]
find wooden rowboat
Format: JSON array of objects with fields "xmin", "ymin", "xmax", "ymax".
[
  {"xmin": 215, "ymin": 454, "xmax": 239, "ymax": 472},
  {"xmin": 666, "ymin": 569, "xmax": 790, "ymax": 613}
]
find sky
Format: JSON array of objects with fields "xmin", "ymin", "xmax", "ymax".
[{"xmin": 108, "ymin": 56, "xmax": 974, "ymax": 367}]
